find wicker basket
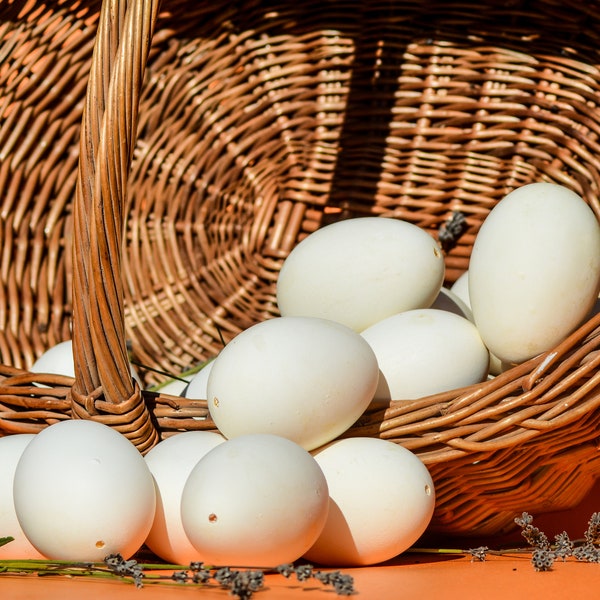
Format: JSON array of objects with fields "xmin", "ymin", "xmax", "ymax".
[{"xmin": 2, "ymin": 0, "xmax": 600, "ymax": 539}]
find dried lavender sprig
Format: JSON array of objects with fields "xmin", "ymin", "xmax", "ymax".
[
  {"xmin": 213, "ymin": 566, "xmax": 236, "ymax": 586},
  {"xmin": 293, "ymin": 564, "xmax": 314, "ymax": 582},
  {"xmin": 573, "ymin": 543, "xmax": 600, "ymax": 563},
  {"xmin": 104, "ymin": 553, "xmax": 144, "ymax": 588},
  {"xmin": 468, "ymin": 546, "xmax": 489, "ymax": 562},
  {"xmin": 189, "ymin": 561, "xmax": 212, "ymax": 584},
  {"xmin": 212, "ymin": 567, "xmax": 264, "ymax": 598},
  {"xmin": 171, "ymin": 570, "xmax": 189, "ymax": 583},
  {"xmin": 277, "ymin": 563, "xmax": 356, "ymax": 596},
  {"xmin": 531, "ymin": 548, "xmax": 555, "ymax": 572},
  {"xmin": 228, "ymin": 570, "xmax": 265, "ymax": 600},
  {"xmin": 584, "ymin": 512, "xmax": 600, "ymax": 546},
  {"xmin": 553, "ymin": 532, "xmax": 574, "ymax": 561},
  {"xmin": 514, "ymin": 512, "xmax": 551, "ymax": 550},
  {"xmin": 313, "ymin": 570, "xmax": 356, "ymax": 596},
  {"xmin": 438, "ymin": 211, "xmax": 468, "ymax": 252}
]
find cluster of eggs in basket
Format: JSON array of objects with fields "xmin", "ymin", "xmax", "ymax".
[{"xmin": 2, "ymin": 182, "xmax": 600, "ymax": 568}]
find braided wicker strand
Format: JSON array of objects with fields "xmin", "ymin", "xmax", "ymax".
[{"xmin": 69, "ymin": 0, "xmax": 161, "ymax": 452}]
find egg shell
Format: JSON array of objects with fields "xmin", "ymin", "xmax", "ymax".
[
  {"xmin": 469, "ymin": 182, "xmax": 600, "ymax": 364},
  {"xmin": 144, "ymin": 431, "xmax": 226, "ymax": 564},
  {"xmin": 13, "ymin": 420, "xmax": 156, "ymax": 561},
  {"xmin": 181, "ymin": 433, "xmax": 329, "ymax": 566},
  {"xmin": 207, "ymin": 316, "xmax": 379, "ymax": 450},
  {"xmin": 450, "ymin": 270, "xmax": 471, "ymax": 309},
  {"xmin": 277, "ymin": 217, "xmax": 445, "ymax": 332},
  {"xmin": 360, "ymin": 308, "xmax": 489, "ymax": 401},
  {"xmin": 448, "ymin": 273, "xmax": 506, "ymax": 375},
  {"xmin": 156, "ymin": 375, "xmax": 193, "ymax": 396},
  {"xmin": 304, "ymin": 437, "xmax": 435, "ymax": 566},
  {"xmin": 31, "ymin": 339, "xmax": 142, "ymax": 386},
  {"xmin": 0, "ymin": 435, "xmax": 46, "ymax": 559},
  {"xmin": 431, "ymin": 286, "xmax": 474, "ymax": 321},
  {"xmin": 184, "ymin": 360, "xmax": 215, "ymax": 400}
]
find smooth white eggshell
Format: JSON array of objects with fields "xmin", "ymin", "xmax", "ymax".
[
  {"xmin": 304, "ymin": 437, "xmax": 435, "ymax": 566},
  {"xmin": 0, "ymin": 435, "xmax": 46, "ymax": 559},
  {"xmin": 144, "ymin": 431, "xmax": 226, "ymax": 564},
  {"xmin": 361, "ymin": 309, "xmax": 489, "ymax": 401},
  {"xmin": 13, "ymin": 420, "xmax": 156, "ymax": 561},
  {"xmin": 277, "ymin": 217, "xmax": 445, "ymax": 331},
  {"xmin": 450, "ymin": 271, "xmax": 471, "ymax": 309},
  {"xmin": 207, "ymin": 316, "xmax": 379, "ymax": 450},
  {"xmin": 469, "ymin": 182, "xmax": 600, "ymax": 364},
  {"xmin": 181, "ymin": 434, "xmax": 329, "ymax": 566},
  {"xmin": 184, "ymin": 360, "xmax": 215, "ymax": 400},
  {"xmin": 448, "ymin": 273, "xmax": 507, "ymax": 375},
  {"xmin": 31, "ymin": 339, "xmax": 142, "ymax": 386},
  {"xmin": 157, "ymin": 375, "xmax": 193, "ymax": 396},
  {"xmin": 30, "ymin": 340, "xmax": 75, "ymax": 377}
]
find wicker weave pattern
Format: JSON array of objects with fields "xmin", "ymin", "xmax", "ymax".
[{"xmin": 2, "ymin": 0, "xmax": 600, "ymax": 536}]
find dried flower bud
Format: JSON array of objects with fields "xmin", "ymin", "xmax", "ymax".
[
  {"xmin": 438, "ymin": 211, "xmax": 468, "ymax": 253},
  {"xmin": 585, "ymin": 512, "xmax": 600, "ymax": 546},
  {"xmin": 573, "ymin": 543, "xmax": 600, "ymax": 563},
  {"xmin": 468, "ymin": 546, "xmax": 489, "ymax": 562},
  {"xmin": 531, "ymin": 548, "xmax": 555, "ymax": 571},
  {"xmin": 553, "ymin": 532, "xmax": 573, "ymax": 560}
]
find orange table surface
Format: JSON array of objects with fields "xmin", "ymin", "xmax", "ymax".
[
  {"xmin": 1, "ymin": 553, "xmax": 599, "ymax": 600},
  {"xmin": 1, "ymin": 479, "xmax": 598, "ymax": 599}
]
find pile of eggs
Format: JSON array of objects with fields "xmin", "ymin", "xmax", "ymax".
[{"xmin": 2, "ymin": 182, "xmax": 600, "ymax": 568}]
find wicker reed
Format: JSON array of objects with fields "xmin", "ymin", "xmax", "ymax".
[{"xmin": 1, "ymin": 0, "xmax": 600, "ymax": 538}]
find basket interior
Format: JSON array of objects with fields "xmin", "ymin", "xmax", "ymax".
[{"xmin": 3, "ymin": 0, "xmax": 600, "ymax": 388}]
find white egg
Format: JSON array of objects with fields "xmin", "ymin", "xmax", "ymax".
[
  {"xmin": 13, "ymin": 420, "xmax": 156, "ymax": 561},
  {"xmin": 304, "ymin": 437, "xmax": 435, "ymax": 566},
  {"xmin": 488, "ymin": 354, "xmax": 512, "ymax": 376},
  {"xmin": 469, "ymin": 182, "xmax": 600, "ymax": 364},
  {"xmin": 207, "ymin": 316, "xmax": 379, "ymax": 450},
  {"xmin": 181, "ymin": 434, "xmax": 329, "ymax": 566},
  {"xmin": 0, "ymin": 435, "xmax": 46, "ymax": 559},
  {"xmin": 30, "ymin": 340, "xmax": 75, "ymax": 377},
  {"xmin": 431, "ymin": 286, "xmax": 473, "ymax": 321},
  {"xmin": 144, "ymin": 431, "xmax": 226, "ymax": 565},
  {"xmin": 360, "ymin": 309, "xmax": 489, "ymax": 401},
  {"xmin": 184, "ymin": 360, "xmax": 215, "ymax": 400},
  {"xmin": 450, "ymin": 270, "xmax": 471, "ymax": 309},
  {"xmin": 448, "ymin": 273, "xmax": 507, "ymax": 375},
  {"xmin": 277, "ymin": 217, "xmax": 445, "ymax": 332},
  {"xmin": 157, "ymin": 376, "xmax": 193, "ymax": 396},
  {"xmin": 31, "ymin": 339, "xmax": 142, "ymax": 386}
]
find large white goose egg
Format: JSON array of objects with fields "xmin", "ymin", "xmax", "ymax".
[
  {"xmin": 181, "ymin": 434, "xmax": 329, "ymax": 566},
  {"xmin": 469, "ymin": 183, "xmax": 600, "ymax": 364},
  {"xmin": 450, "ymin": 270, "xmax": 471, "ymax": 309},
  {"xmin": 304, "ymin": 437, "xmax": 435, "ymax": 566},
  {"xmin": 207, "ymin": 316, "xmax": 379, "ymax": 450},
  {"xmin": 144, "ymin": 431, "xmax": 226, "ymax": 564},
  {"xmin": 361, "ymin": 308, "xmax": 489, "ymax": 401},
  {"xmin": 13, "ymin": 420, "xmax": 156, "ymax": 561},
  {"xmin": 277, "ymin": 217, "xmax": 445, "ymax": 331}
]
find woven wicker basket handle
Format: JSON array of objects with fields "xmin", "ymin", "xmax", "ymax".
[{"xmin": 69, "ymin": 0, "xmax": 160, "ymax": 452}]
